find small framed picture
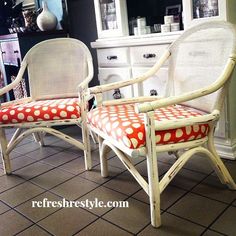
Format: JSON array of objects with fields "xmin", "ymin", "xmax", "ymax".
[{"xmin": 166, "ymin": 4, "xmax": 181, "ymax": 22}]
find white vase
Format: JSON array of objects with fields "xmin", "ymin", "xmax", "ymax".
[{"xmin": 37, "ymin": 1, "xmax": 58, "ymax": 31}]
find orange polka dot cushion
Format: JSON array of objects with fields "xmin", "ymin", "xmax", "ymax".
[
  {"xmin": 87, "ymin": 104, "xmax": 210, "ymax": 149},
  {"xmin": 0, "ymin": 98, "xmax": 81, "ymax": 124}
]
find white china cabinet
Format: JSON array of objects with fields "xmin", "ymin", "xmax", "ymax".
[{"xmin": 91, "ymin": 0, "xmax": 236, "ymax": 159}]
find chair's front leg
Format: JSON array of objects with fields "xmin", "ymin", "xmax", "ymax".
[
  {"xmin": 145, "ymin": 112, "xmax": 161, "ymax": 228},
  {"xmin": 98, "ymin": 136, "xmax": 109, "ymax": 177},
  {"xmin": 82, "ymin": 121, "xmax": 92, "ymax": 170},
  {"xmin": 0, "ymin": 128, "xmax": 12, "ymax": 174}
]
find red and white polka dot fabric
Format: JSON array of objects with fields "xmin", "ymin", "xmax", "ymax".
[
  {"xmin": 88, "ymin": 104, "xmax": 209, "ymax": 149},
  {"xmin": 0, "ymin": 98, "xmax": 81, "ymax": 124}
]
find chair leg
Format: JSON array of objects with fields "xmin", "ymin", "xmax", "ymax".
[
  {"xmin": 145, "ymin": 112, "xmax": 161, "ymax": 227},
  {"xmin": 99, "ymin": 136, "xmax": 109, "ymax": 177},
  {"xmin": 146, "ymin": 152, "xmax": 161, "ymax": 228},
  {"xmin": 82, "ymin": 121, "xmax": 92, "ymax": 170},
  {"xmin": 0, "ymin": 128, "xmax": 12, "ymax": 174},
  {"xmin": 208, "ymin": 133, "xmax": 236, "ymax": 190}
]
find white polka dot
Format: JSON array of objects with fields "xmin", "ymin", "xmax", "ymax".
[
  {"xmin": 17, "ymin": 107, "xmax": 24, "ymax": 111},
  {"xmin": 138, "ymin": 132, "xmax": 143, "ymax": 140},
  {"xmin": 2, "ymin": 109, "xmax": 8, "ymax": 112},
  {"xmin": 201, "ymin": 126, "xmax": 206, "ymax": 133},
  {"xmin": 53, "ymin": 116, "xmax": 60, "ymax": 120},
  {"xmin": 67, "ymin": 106, "xmax": 75, "ymax": 112},
  {"xmin": 17, "ymin": 113, "xmax": 25, "ymax": 120},
  {"xmin": 176, "ymin": 129, "xmax": 183, "ymax": 138},
  {"xmin": 10, "ymin": 110, "xmax": 15, "ymax": 115},
  {"xmin": 27, "ymin": 116, "xmax": 34, "ymax": 122},
  {"xmin": 163, "ymin": 133, "xmax": 171, "ymax": 142},
  {"xmin": 132, "ymin": 123, "xmax": 141, "ymax": 129},
  {"xmin": 116, "ymin": 128, "xmax": 122, "ymax": 137},
  {"xmin": 42, "ymin": 107, "xmax": 48, "ymax": 111},
  {"xmin": 34, "ymin": 110, "xmax": 40, "ymax": 116},
  {"xmin": 2, "ymin": 115, "xmax": 8, "ymax": 120},
  {"xmin": 122, "ymin": 121, "xmax": 131, "ymax": 127},
  {"xmin": 71, "ymin": 114, "xmax": 77, "ymax": 119},
  {"xmin": 193, "ymin": 125, "xmax": 199, "ymax": 132},
  {"xmin": 155, "ymin": 135, "xmax": 161, "ymax": 143},
  {"xmin": 112, "ymin": 121, "xmax": 120, "ymax": 129},
  {"xmin": 44, "ymin": 114, "xmax": 50, "ymax": 119},
  {"xmin": 25, "ymin": 109, "xmax": 31, "ymax": 113},
  {"xmin": 58, "ymin": 104, "xmax": 66, "ymax": 109},
  {"xmin": 125, "ymin": 128, "xmax": 133, "ymax": 134},
  {"xmin": 186, "ymin": 126, "xmax": 192, "ymax": 135},
  {"xmin": 34, "ymin": 105, "xmax": 41, "ymax": 109},
  {"xmin": 60, "ymin": 111, "xmax": 67, "ymax": 118},
  {"xmin": 131, "ymin": 138, "xmax": 138, "ymax": 148},
  {"xmin": 122, "ymin": 137, "xmax": 131, "ymax": 148},
  {"xmin": 51, "ymin": 109, "xmax": 57, "ymax": 114},
  {"xmin": 12, "ymin": 119, "xmax": 17, "ymax": 123},
  {"xmin": 105, "ymin": 123, "xmax": 111, "ymax": 132}
]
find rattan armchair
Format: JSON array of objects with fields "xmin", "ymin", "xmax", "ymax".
[
  {"xmin": 0, "ymin": 38, "xmax": 94, "ymax": 174},
  {"xmin": 87, "ymin": 21, "xmax": 236, "ymax": 227}
]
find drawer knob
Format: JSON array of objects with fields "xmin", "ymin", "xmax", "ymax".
[
  {"xmin": 143, "ymin": 53, "xmax": 156, "ymax": 59},
  {"xmin": 150, "ymin": 89, "xmax": 158, "ymax": 96},
  {"xmin": 14, "ymin": 50, "xmax": 19, "ymax": 54},
  {"xmin": 107, "ymin": 55, "xmax": 118, "ymax": 60},
  {"xmin": 113, "ymin": 88, "xmax": 122, "ymax": 99},
  {"xmin": 1, "ymin": 51, "xmax": 6, "ymax": 54}
]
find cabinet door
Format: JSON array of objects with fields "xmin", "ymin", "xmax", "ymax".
[
  {"xmin": 98, "ymin": 67, "xmax": 132, "ymax": 101},
  {"xmin": 132, "ymin": 67, "xmax": 168, "ymax": 97}
]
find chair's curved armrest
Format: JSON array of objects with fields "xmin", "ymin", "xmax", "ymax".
[
  {"xmin": 136, "ymin": 57, "xmax": 236, "ymax": 113},
  {"xmin": 0, "ymin": 61, "xmax": 27, "ymax": 96},
  {"xmin": 89, "ymin": 50, "xmax": 171, "ymax": 95}
]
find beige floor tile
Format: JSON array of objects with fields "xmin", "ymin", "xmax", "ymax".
[
  {"xmin": 0, "ymin": 182, "xmax": 45, "ymax": 207},
  {"xmin": 76, "ymin": 218, "xmax": 132, "ymax": 236},
  {"xmin": 104, "ymin": 171, "xmax": 142, "ymax": 195},
  {"xmin": 0, "ymin": 175, "xmax": 25, "ymax": 193},
  {"xmin": 13, "ymin": 162, "xmax": 54, "ymax": 180},
  {"xmin": 133, "ymin": 185, "xmax": 186, "ymax": 210},
  {"xmin": 168, "ymin": 192, "xmax": 227, "ymax": 227},
  {"xmin": 0, "ymin": 200, "xmax": 10, "ymax": 214},
  {"xmin": 0, "ymin": 210, "xmax": 32, "ymax": 236},
  {"xmin": 17, "ymin": 225, "xmax": 51, "ymax": 236},
  {"xmin": 103, "ymin": 198, "xmax": 150, "ymax": 234},
  {"xmin": 38, "ymin": 207, "xmax": 97, "ymax": 236},
  {"xmin": 30, "ymin": 168, "xmax": 74, "ymax": 190},
  {"xmin": 41, "ymin": 150, "xmax": 79, "ymax": 167},
  {"xmin": 51, "ymin": 176, "xmax": 99, "ymax": 200},
  {"xmin": 16, "ymin": 191, "xmax": 62, "ymax": 222},
  {"xmin": 192, "ymin": 175, "xmax": 236, "ymax": 203},
  {"xmin": 79, "ymin": 186, "xmax": 127, "ymax": 216},
  {"xmin": 211, "ymin": 206, "xmax": 236, "ymax": 236},
  {"xmin": 138, "ymin": 212, "xmax": 205, "ymax": 236}
]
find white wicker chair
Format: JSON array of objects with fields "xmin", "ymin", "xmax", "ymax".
[
  {"xmin": 0, "ymin": 38, "xmax": 94, "ymax": 174},
  {"xmin": 87, "ymin": 21, "xmax": 236, "ymax": 227}
]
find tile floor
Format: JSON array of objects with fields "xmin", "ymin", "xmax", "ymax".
[{"xmin": 0, "ymin": 126, "xmax": 236, "ymax": 236}]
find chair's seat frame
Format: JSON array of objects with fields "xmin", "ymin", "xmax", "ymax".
[
  {"xmin": 87, "ymin": 22, "xmax": 236, "ymax": 227},
  {"xmin": 0, "ymin": 39, "xmax": 94, "ymax": 174}
]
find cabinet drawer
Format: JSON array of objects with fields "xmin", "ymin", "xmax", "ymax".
[
  {"xmin": 130, "ymin": 44, "xmax": 169, "ymax": 66},
  {"xmin": 132, "ymin": 67, "xmax": 168, "ymax": 97},
  {"xmin": 98, "ymin": 67, "xmax": 132, "ymax": 100},
  {"xmin": 1, "ymin": 40, "xmax": 21, "ymax": 66},
  {"xmin": 97, "ymin": 47, "xmax": 129, "ymax": 67}
]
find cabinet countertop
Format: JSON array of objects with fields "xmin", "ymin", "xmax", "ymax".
[{"xmin": 91, "ymin": 31, "xmax": 183, "ymax": 49}]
